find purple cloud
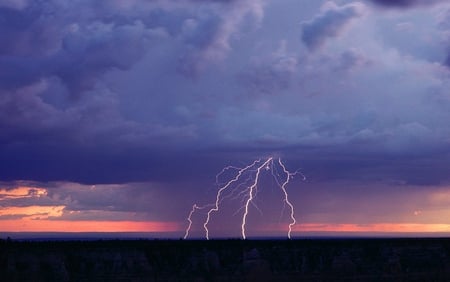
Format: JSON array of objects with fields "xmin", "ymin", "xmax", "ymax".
[
  {"xmin": 368, "ymin": 0, "xmax": 445, "ymax": 7},
  {"xmin": 237, "ymin": 41, "xmax": 298, "ymax": 96},
  {"xmin": 55, "ymin": 21, "xmax": 165, "ymax": 97},
  {"xmin": 440, "ymin": 11, "xmax": 450, "ymax": 68},
  {"xmin": 0, "ymin": 4, "xmax": 167, "ymax": 97},
  {"xmin": 445, "ymin": 55, "xmax": 450, "ymax": 67},
  {"xmin": 177, "ymin": 0, "xmax": 265, "ymax": 76},
  {"xmin": 0, "ymin": 0, "xmax": 29, "ymax": 10},
  {"xmin": 1, "ymin": 0, "xmax": 450, "ymax": 190},
  {"xmin": 301, "ymin": 2, "xmax": 365, "ymax": 51}
]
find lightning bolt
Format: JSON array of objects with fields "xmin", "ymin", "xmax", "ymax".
[
  {"xmin": 204, "ymin": 160, "xmax": 262, "ymax": 240},
  {"xmin": 183, "ymin": 204, "xmax": 200, "ymax": 240},
  {"xmin": 241, "ymin": 157, "xmax": 273, "ymax": 239},
  {"xmin": 278, "ymin": 158, "xmax": 305, "ymax": 239},
  {"xmin": 184, "ymin": 157, "xmax": 304, "ymax": 240},
  {"xmin": 184, "ymin": 203, "xmax": 213, "ymax": 239}
]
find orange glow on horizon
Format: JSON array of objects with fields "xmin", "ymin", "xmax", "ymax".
[
  {"xmin": 0, "ymin": 219, "xmax": 180, "ymax": 233},
  {"xmin": 291, "ymin": 223, "xmax": 450, "ymax": 233},
  {"xmin": 2, "ymin": 220, "xmax": 449, "ymax": 235}
]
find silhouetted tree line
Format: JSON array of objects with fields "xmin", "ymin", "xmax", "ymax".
[{"xmin": 0, "ymin": 237, "xmax": 449, "ymax": 281}]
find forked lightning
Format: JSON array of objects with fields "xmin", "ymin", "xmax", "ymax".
[{"xmin": 184, "ymin": 157, "xmax": 304, "ymax": 239}]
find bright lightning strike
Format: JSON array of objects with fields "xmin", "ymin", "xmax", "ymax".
[
  {"xmin": 240, "ymin": 158, "xmax": 273, "ymax": 239},
  {"xmin": 184, "ymin": 157, "xmax": 305, "ymax": 240},
  {"xmin": 183, "ymin": 204, "xmax": 199, "ymax": 240},
  {"xmin": 278, "ymin": 158, "xmax": 305, "ymax": 239}
]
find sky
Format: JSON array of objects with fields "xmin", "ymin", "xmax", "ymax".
[{"xmin": 1, "ymin": 0, "xmax": 450, "ymax": 238}]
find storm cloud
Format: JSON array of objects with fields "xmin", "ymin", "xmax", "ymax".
[
  {"xmin": 1, "ymin": 0, "xmax": 450, "ymax": 235},
  {"xmin": 301, "ymin": 2, "xmax": 365, "ymax": 50},
  {"xmin": 368, "ymin": 0, "xmax": 445, "ymax": 8}
]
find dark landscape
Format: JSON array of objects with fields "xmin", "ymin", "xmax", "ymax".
[{"xmin": 1, "ymin": 237, "xmax": 449, "ymax": 281}]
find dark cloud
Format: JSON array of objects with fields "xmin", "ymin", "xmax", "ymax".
[
  {"xmin": 368, "ymin": 0, "xmax": 445, "ymax": 8},
  {"xmin": 55, "ymin": 21, "xmax": 164, "ymax": 97},
  {"xmin": 0, "ymin": 0, "xmax": 267, "ymax": 184},
  {"xmin": 446, "ymin": 54, "xmax": 450, "ymax": 68},
  {"xmin": 302, "ymin": 151, "xmax": 450, "ymax": 186},
  {"xmin": 0, "ymin": 139, "xmax": 222, "ymax": 184},
  {"xmin": 177, "ymin": 0, "xmax": 264, "ymax": 76},
  {"xmin": 0, "ymin": 0, "xmax": 263, "ymax": 91},
  {"xmin": 301, "ymin": 2, "xmax": 365, "ymax": 51},
  {"xmin": 237, "ymin": 43, "xmax": 298, "ymax": 96},
  {"xmin": 334, "ymin": 49, "xmax": 371, "ymax": 71},
  {"xmin": 0, "ymin": 5, "xmax": 54, "ymax": 56},
  {"xmin": 0, "ymin": 57, "xmax": 50, "ymax": 90},
  {"xmin": 1, "ymin": 0, "xmax": 450, "ymax": 190},
  {"xmin": 0, "ymin": 1, "xmax": 197, "ymax": 90},
  {"xmin": 0, "ymin": 79, "xmax": 202, "ymax": 184},
  {"xmin": 438, "ymin": 11, "xmax": 450, "ymax": 69},
  {"xmin": 0, "ymin": 1, "xmax": 206, "ymax": 184},
  {"xmin": 0, "ymin": 0, "xmax": 29, "ymax": 10}
]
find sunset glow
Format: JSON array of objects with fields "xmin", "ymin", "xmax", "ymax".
[
  {"xmin": 0, "ymin": 181, "xmax": 450, "ymax": 237},
  {"xmin": 0, "ymin": 187, "xmax": 47, "ymax": 199},
  {"xmin": 292, "ymin": 223, "xmax": 450, "ymax": 233},
  {"xmin": 0, "ymin": 219, "xmax": 180, "ymax": 233}
]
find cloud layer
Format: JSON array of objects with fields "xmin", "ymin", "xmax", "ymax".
[
  {"xmin": 1, "ymin": 0, "xmax": 450, "ymax": 234},
  {"xmin": 368, "ymin": 0, "xmax": 445, "ymax": 8},
  {"xmin": 301, "ymin": 2, "xmax": 365, "ymax": 50},
  {"xmin": 1, "ymin": 0, "xmax": 450, "ymax": 186}
]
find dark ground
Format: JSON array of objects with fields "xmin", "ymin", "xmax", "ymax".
[{"xmin": 1, "ymin": 237, "xmax": 449, "ymax": 281}]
